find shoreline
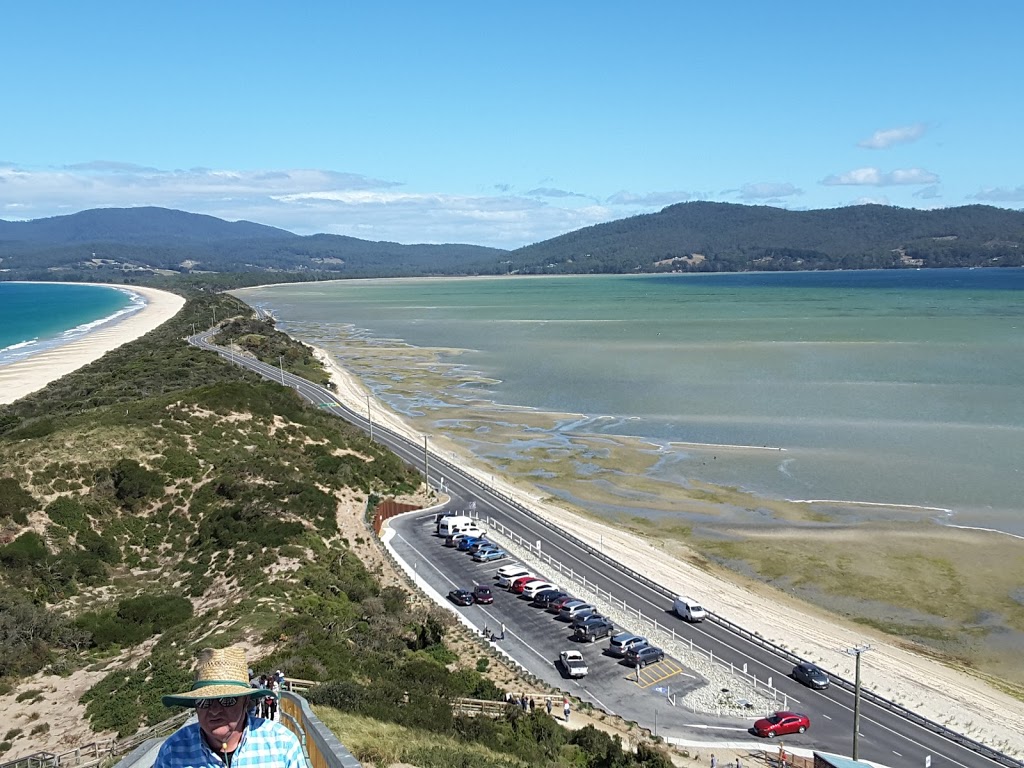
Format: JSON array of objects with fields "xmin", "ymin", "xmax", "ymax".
[
  {"xmin": 309, "ymin": 339, "xmax": 1024, "ymax": 757},
  {"xmin": 0, "ymin": 283, "xmax": 186, "ymax": 405}
]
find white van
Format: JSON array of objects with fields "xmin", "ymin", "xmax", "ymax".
[
  {"xmin": 437, "ymin": 515, "xmax": 474, "ymax": 538},
  {"xmin": 495, "ymin": 565, "xmax": 531, "ymax": 587},
  {"xmin": 673, "ymin": 595, "xmax": 707, "ymax": 622}
]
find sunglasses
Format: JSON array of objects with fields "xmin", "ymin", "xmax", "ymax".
[{"xmin": 195, "ymin": 697, "xmax": 240, "ymax": 709}]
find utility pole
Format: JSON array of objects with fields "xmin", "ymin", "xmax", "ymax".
[
  {"xmin": 367, "ymin": 394, "xmax": 373, "ymax": 441},
  {"xmin": 845, "ymin": 644, "xmax": 872, "ymax": 761},
  {"xmin": 279, "ymin": 355, "xmax": 285, "ymax": 384}
]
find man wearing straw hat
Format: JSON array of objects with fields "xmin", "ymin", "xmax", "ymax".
[{"xmin": 154, "ymin": 647, "xmax": 305, "ymax": 768}]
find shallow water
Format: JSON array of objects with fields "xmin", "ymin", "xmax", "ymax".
[{"xmin": 237, "ymin": 269, "xmax": 1024, "ymax": 536}]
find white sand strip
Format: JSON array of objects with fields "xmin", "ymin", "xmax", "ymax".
[{"xmin": 0, "ymin": 284, "xmax": 185, "ymax": 405}]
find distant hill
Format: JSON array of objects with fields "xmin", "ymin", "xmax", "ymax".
[
  {"xmin": 2, "ymin": 203, "xmax": 1023, "ymax": 284},
  {"xmin": 0, "ymin": 207, "xmax": 508, "ymax": 282},
  {"xmin": 510, "ymin": 202, "xmax": 1024, "ymax": 273},
  {"xmin": 0, "ymin": 206, "xmax": 295, "ymax": 244}
]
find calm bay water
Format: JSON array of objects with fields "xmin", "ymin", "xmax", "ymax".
[
  {"xmin": 0, "ymin": 282, "xmax": 138, "ymax": 366},
  {"xmin": 237, "ymin": 269, "xmax": 1024, "ymax": 535}
]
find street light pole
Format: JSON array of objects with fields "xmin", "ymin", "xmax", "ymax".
[
  {"xmin": 423, "ymin": 436, "xmax": 429, "ymax": 491},
  {"xmin": 279, "ymin": 355, "xmax": 285, "ymax": 384},
  {"xmin": 845, "ymin": 644, "xmax": 872, "ymax": 761}
]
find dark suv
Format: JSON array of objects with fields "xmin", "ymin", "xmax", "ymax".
[
  {"xmin": 792, "ymin": 662, "xmax": 830, "ymax": 689},
  {"xmin": 573, "ymin": 615, "xmax": 615, "ymax": 642},
  {"xmin": 626, "ymin": 644, "xmax": 665, "ymax": 668}
]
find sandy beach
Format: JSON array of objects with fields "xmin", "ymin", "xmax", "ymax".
[
  {"xmin": 0, "ymin": 284, "xmax": 185, "ymax": 405},
  {"xmin": 313, "ymin": 347, "xmax": 1024, "ymax": 758}
]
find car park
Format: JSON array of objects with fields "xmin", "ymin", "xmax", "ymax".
[
  {"xmin": 625, "ymin": 644, "xmax": 665, "ymax": 668},
  {"xmin": 608, "ymin": 632, "xmax": 648, "ymax": 657},
  {"xmin": 792, "ymin": 662, "xmax": 830, "ymax": 689},
  {"xmin": 559, "ymin": 601, "xmax": 596, "ymax": 622},
  {"xmin": 473, "ymin": 547, "xmax": 507, "ymax": 563},
  {"xmin": 448, "ymin": 588, "xmax": 475, "ymax": 606},
  {"xmin": 495, "ymin": 565, "xmax": 531, "ymax": 587},
  {"xmin": 510, "ymin": 576, "xmax": 542, "ymax": 594},
  {"xmin": 472, "ymin": 585, "xmax": 494, "ymax": 604},
  {"xmin": 752, "ymin": 711, "xmax": 810, "ymax": 738},
  {"xmin": 573, "ymin": 615, "xmax": 615, "ymax": 642},
  {"xmin": 521, "ymin": 580, "xmax": 557, "ymax": 599},
  {"xmin": 532, "ymin": 589, "xmax": 569, "ymax": 608}
]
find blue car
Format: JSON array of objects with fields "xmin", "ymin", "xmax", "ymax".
[
  {"xmin": 458, "ymin": 535, "xmax": 485, "ymax": 551},
  {"xmin": 467, "ymin": 539, "xmax": 495, "ymax": 554},
  {"xmin": 473, "ymin": 547, "xmax": 508, "ymax": 563}
]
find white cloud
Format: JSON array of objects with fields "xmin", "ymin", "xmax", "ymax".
[
  {"xmin": 849, "ymin": 195, "xmax": 891, "ymax": 206},
  {"xmin": 821, "ymin": 167, "xmax": 939, "ymax": 187},
  {"xmin": 735, "ymin": 182, "xmax": 802, "ymax": 200},
  {"xmin": 912, "ymin": 185, "xmax": 942, "ymax": 200},
  {"xmin": 857, "ymin": 123, "xmax": 927, "ymax": 150},
  {"xmin": 970, "ymin": 186, "xmax": 1024, "ymax": 202}
]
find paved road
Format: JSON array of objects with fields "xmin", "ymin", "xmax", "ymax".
[{"xmin": 189, "ymin": 329, "xmax": 1021, "ymax": 768}]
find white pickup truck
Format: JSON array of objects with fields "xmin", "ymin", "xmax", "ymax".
[{"xmin": 558, "ymin": 650, "xmax": 589, "ymax": 678}]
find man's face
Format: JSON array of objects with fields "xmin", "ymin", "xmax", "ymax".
[{"xmin": 196, "ymin": 696, "xmax": 249, "ymax": 750}]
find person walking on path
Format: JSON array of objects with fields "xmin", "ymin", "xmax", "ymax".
[
  {"xmin": 563, "ymin": 698, "xmax": 571, "ymax": 723},
  {"xmin": 529, "ymin": 697, "xmax": 535, "ymax": 713},
  {"xmin": 546, "ymin": 698, "xmax": 553, "ymax": 716},
  {"xmin": 710, "ymin": 755, "xmax": 717, "ymax": 768},
  {"xmin": 154, "ymin": 646, "xmax": 303, "ymax": 768}
]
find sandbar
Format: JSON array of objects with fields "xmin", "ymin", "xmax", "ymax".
[{"xmin": 0, "ymin": 283, "xmax": 185, "ymax": 405}]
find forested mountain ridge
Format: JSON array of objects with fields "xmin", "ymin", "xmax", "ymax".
[
  {"xmin": 509, "ymin": 202, "xmax": 1024, "ymax": 273},
  {"xmin": 2, "ymin": 203, "xmax": 1023, "ymax": 284}
]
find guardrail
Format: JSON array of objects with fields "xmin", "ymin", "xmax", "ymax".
[{"xmin": 194, "ymin": 330, "xmax": 1024, "ymax": 768}]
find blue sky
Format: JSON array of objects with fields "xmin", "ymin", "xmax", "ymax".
[{"xmin": 2, "ymin": 2, "xmax": 1021, "ymax": 249}]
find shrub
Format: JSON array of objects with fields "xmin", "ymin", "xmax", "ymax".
[
  {"xmin": 30, "ymin": 723, "xmax": 50, "ymax": 736},
  {"xmin": 111, "ymin": 459, "xmax": 165, "ymax": 509},
  {"xmin": 0, "ymin": 478, "xmax": 37, "ymax": 525}
]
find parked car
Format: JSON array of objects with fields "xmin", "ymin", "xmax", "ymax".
[
  {"xmin": 558, "ymin": 650, "xmax": 589, "ymax": 678},
  {"xmin": 559, "ymin": 600, "xmax": 596, "ymax": 622},
  {"xmin": 521, "ymin": 581, "xmax": 557, "ymax": 599},
  {"xmin": 573, "ymin": 615, "xmax": 615, "ymax": 642},
  {"xmin": 472, "ymin": 585, "xmax": 494, "ymax": 604},
  {"xmin": 608, "ymin": 632, "xmax": 648, "ymax": 657},
  {"xmin": 457, "ymin": 535, "xmax": 486, "ymax": 551},
  {"xmin": 473, "ymin": 547, "xmax": 507, "ymax": 563},
  {"xmin": 752, "ymin": 711, "xmax": 810, "ymax": 738},
  {"xmin": 792, "ymin": 662, "xmax": 830, "ymax": 689},
  {"xmin": 532, "ymin": 589, "xmax": 569, "ymax": 608},
  {"xmin": 625, "ymin": 644, "xmax": 665, "ymax": 668},
  {"xmin": 510, "ymin": 576, "xmax": 542, "ymax": 594},
  {"xmin": 467, "ymin": 539, "xmax": 495, "ymax": 554},
  {"xmin": 448, "ymin": 588, "xmax": 475, "ymax": 606},
  {"xmin": 547, "ymin": 594, "xmax": 579, "ymax": 614},
  {"xmin": 495, "ymin": 565, "xmax": 531, "ymax": 587},
  {"xmin": 446, "ymin": 528, "xmax": 485, "ymax": 546}
]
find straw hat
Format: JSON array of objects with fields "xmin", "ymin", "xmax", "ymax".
[{"xmin": 162, "ymin": 647, "xmax": 276, "ymax": 708}]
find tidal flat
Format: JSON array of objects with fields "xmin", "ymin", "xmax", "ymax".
[{"xmin": 305, "ymin": 326, "xmax": 1024, "ymax": 693}]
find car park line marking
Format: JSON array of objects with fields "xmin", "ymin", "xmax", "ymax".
[{"xmin": 634, "ymin": 659, "xmax": 685, "ymax": 688}]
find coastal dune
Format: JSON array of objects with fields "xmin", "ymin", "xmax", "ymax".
[{"xmin": 0, "ymin": 284, "xmax": 185, "ymax": 405}]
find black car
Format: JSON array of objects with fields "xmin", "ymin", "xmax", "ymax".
[
  {"xmin": 448, "ymin": 588, "xmax": 474, "ymax": 606},
  {"xmin": 792, "ymin": 662, "xmax": 830, "ymax": 689},
  {"xmin": 573, "ymin": 615, "xmax": 615, "ymax": 642},
  {"xmin": 533, "ymin": 589, "xmax": 569, "ymax": 608},
  {"xmin": 625, "ymin": 644, "xmax": 665, "ymax": 668}
]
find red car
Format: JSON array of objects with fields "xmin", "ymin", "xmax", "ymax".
[
  {"xmin": 510, "ymin": 576, "xmax": 541, "ymax": 594},
  {"xmin": 752, "ymin": 711, "xmax": 810, "ymax": 738},
  {"xmin": 472, "ymin": 585, "xmax": 494, "ymax": 604}
]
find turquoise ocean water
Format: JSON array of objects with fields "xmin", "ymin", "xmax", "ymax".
[
  {"xmin": 237, "ymin": 269, "xmax": 1024, "ymax": 536},
  {"xmin": 0, "ymin": 282, "xmax": 139, "ymax": 366}
]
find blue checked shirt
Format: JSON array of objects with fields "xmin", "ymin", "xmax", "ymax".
[{"xmin": 154, "ymin": 715, "xmax": 305, "ymax": 768}]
